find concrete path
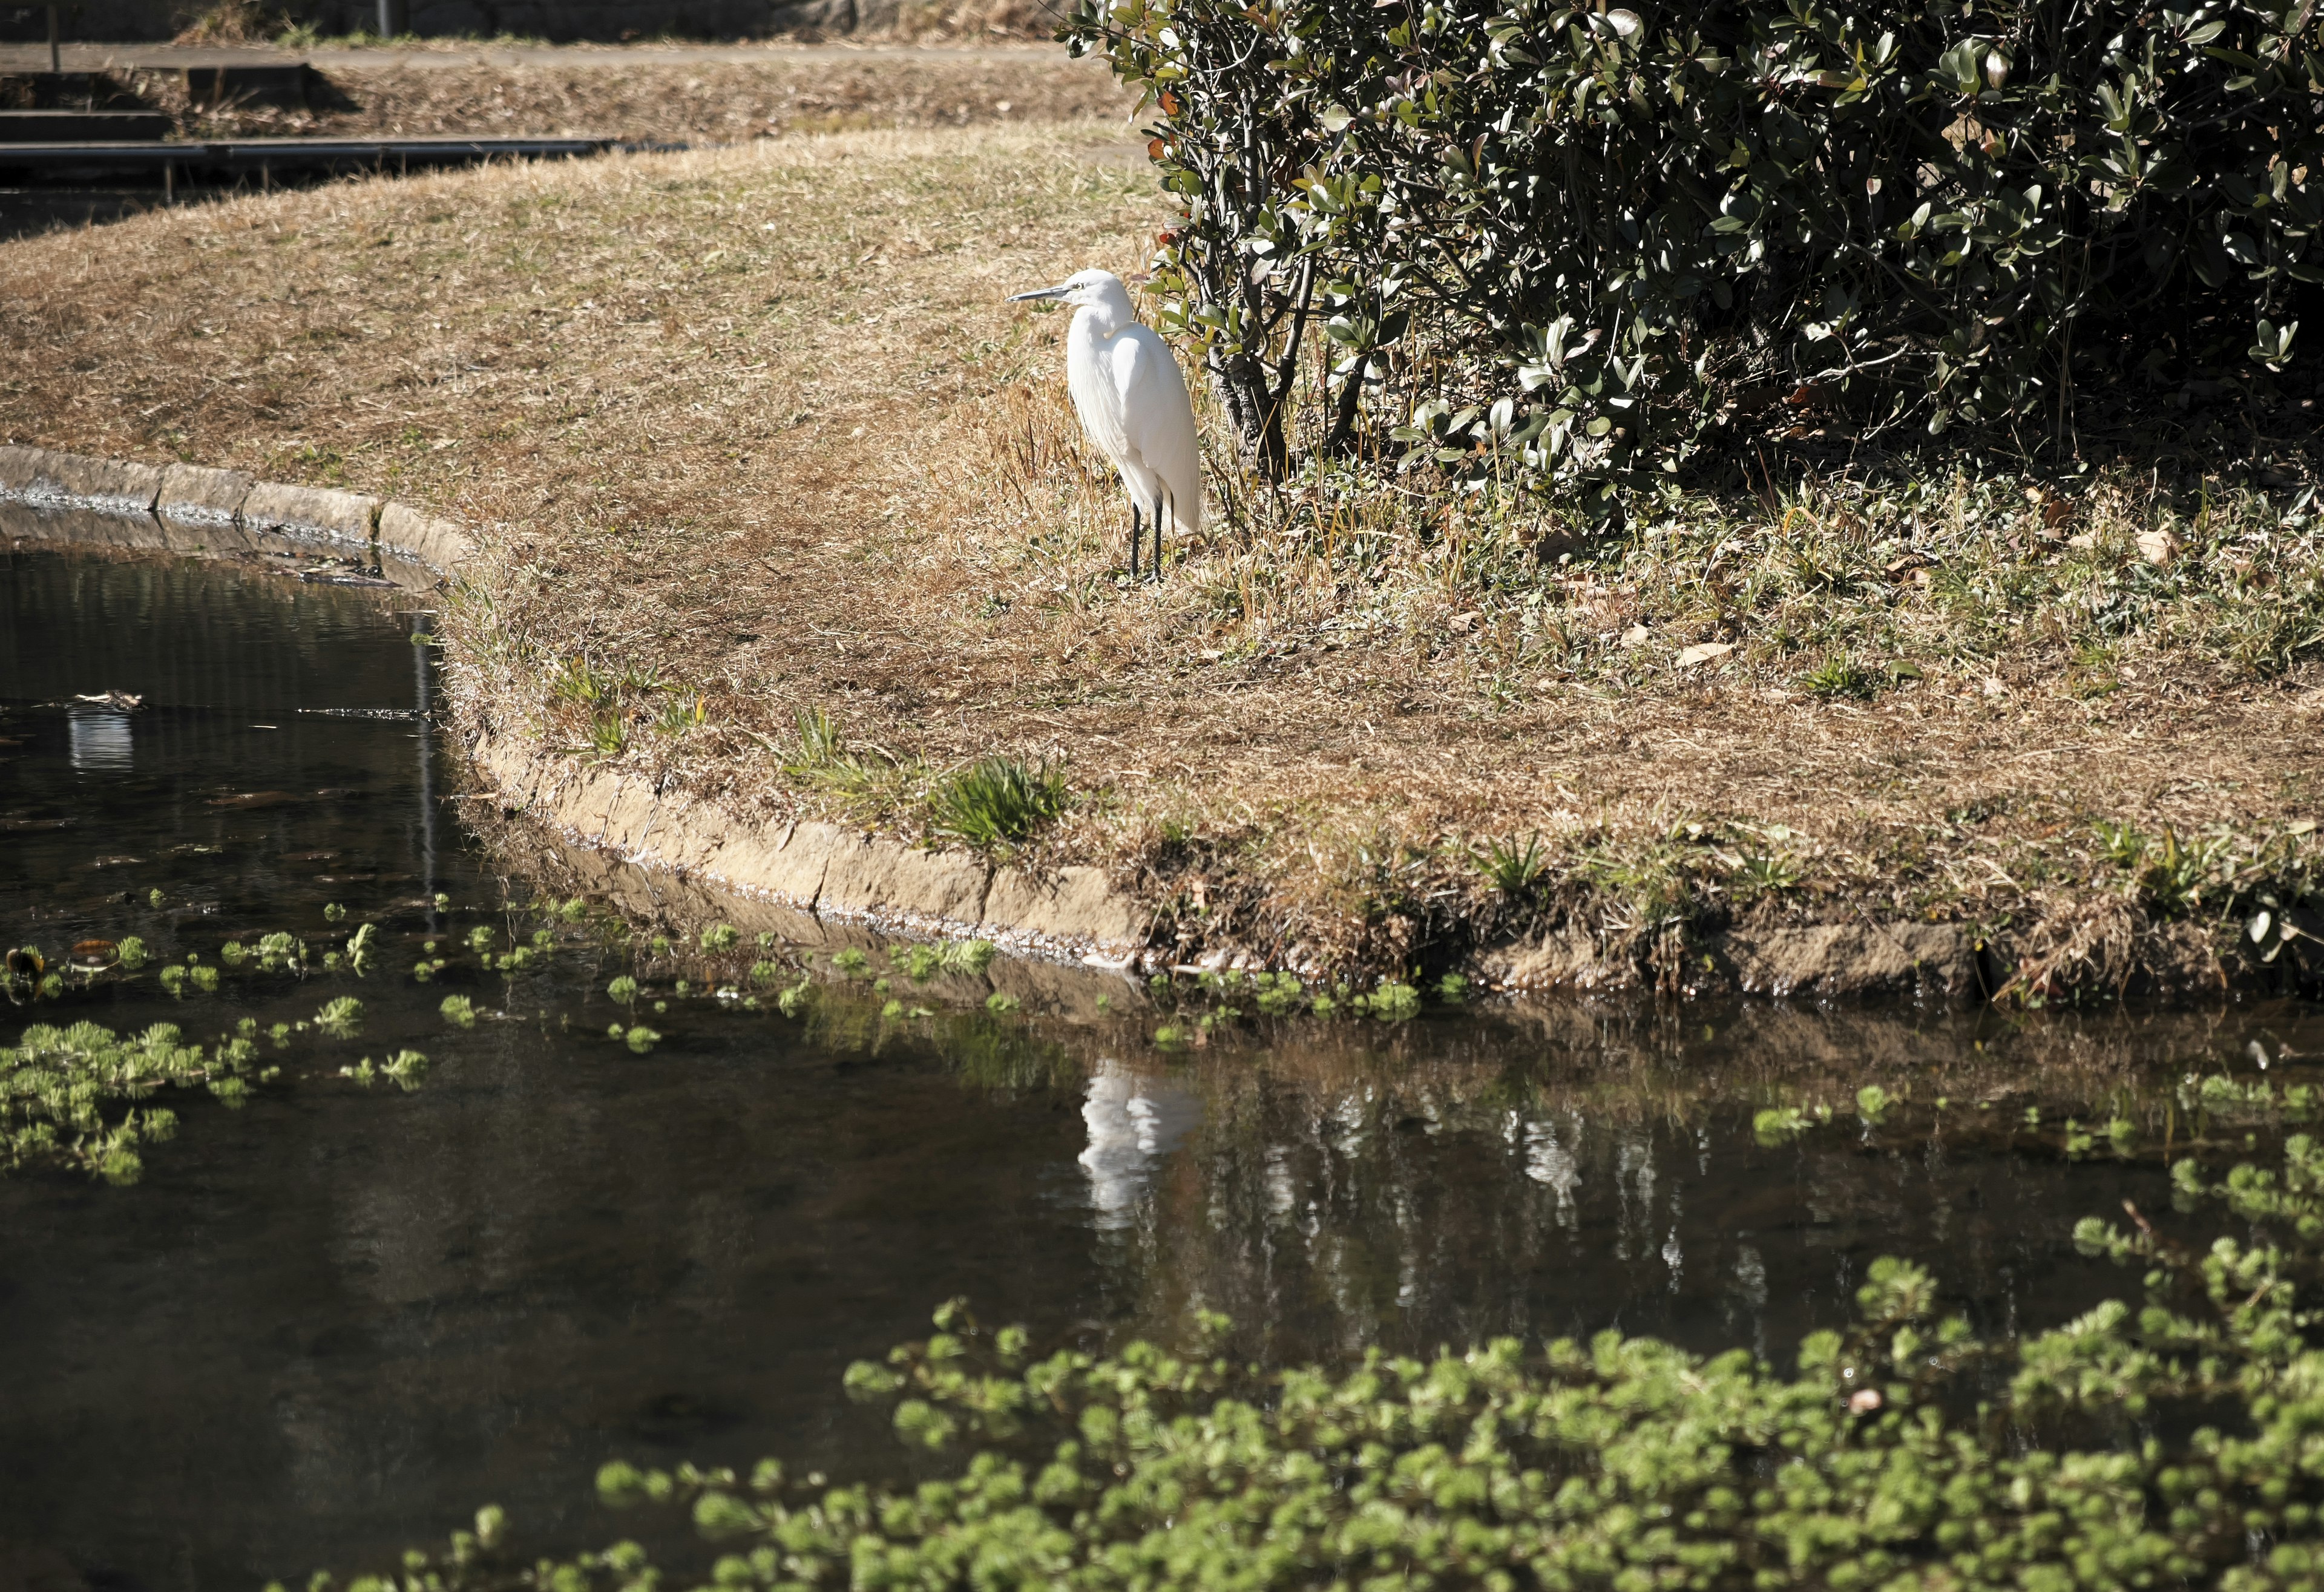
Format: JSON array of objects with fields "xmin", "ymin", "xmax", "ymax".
[{"xmin": 0, "ymin": 41, "xmax": 1083, "ymax": 70}]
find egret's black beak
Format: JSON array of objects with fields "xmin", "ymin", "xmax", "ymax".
[{"xmin": 1007, "ymin": 284, "xmax": 1072, "ymax": 303}]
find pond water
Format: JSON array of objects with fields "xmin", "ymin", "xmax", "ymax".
[{"xmin": 2, "ymin": 531, "xmax": 2319, "ymax": 1589}]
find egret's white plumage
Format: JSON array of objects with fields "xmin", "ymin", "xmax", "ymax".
[{"xmin": 1008, "ymin": 268, "xmax": 1200, "ymax": 578}]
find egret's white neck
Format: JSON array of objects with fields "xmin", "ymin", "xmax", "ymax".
[{"xmin": 1070, "ymin": 286, "xmax": 1138, "ymax": 342}]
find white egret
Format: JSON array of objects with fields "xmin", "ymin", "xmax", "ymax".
[{"xmin": 1007, "ymin": 269, "xmax": 1201, "ymax": 580}]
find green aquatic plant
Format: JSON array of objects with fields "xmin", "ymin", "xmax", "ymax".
[
  {"xmin": 342, "ymin": 1050, "xmax": 430, "ymax": 1091},
  {"xmin": 440, "ymin": 995, "xmax": 477, "ymax": 1029},
  {"xmin": 1754, "ymin": 1105, "xmax": 1813, "ymax": 1142},
  {"xmin": 606, "ymin": 975, "xmax": 638, "ymax": 1006},
  {"xmin": 116, "ymin": 936, "xmax": 147, "ymax": 971},
  {"xmin": 700, "ymin": 923, "xmax": 741, "ymax": 954},
  {"xmin": 314, "ymin": 997, "xmax": 364, "ymax": 1039},
  {"xmin": 323, "ymin": 902, "xmax": 346, "ymax": 923},
  {"xmin": 896, "ymin": 943, "xmax": 947, "ymax": 983},
  {"xmin": 1, "ymin": 1021, "xmax": 250, "ymax": 1182},
  {"xmin": 984, "ymin": 992, "xmax": 1021, "ymax": 1015},
  {"xmin": 832, "ymin": 948, "xmax": 871, "ymax": 978},
  {"xmin": 776, "ymin": 978, "xmax": 813, "ymax": 1019},
  {"xmin": 327, "ymin": 1135, "xmax": 2324, "ymax": 1592},
  {"xmin": 1351, "ymin": 980, "xmax": 1420, "ymax": 1021},
  {"xmin": 624, "ymin": 1026, "xmax": 661, "ymax": 1055}
]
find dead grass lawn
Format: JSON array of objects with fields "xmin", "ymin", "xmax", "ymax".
[
  {"xmin": 130, "ymin": 50, "xmax": 1131, "ymax": 142},
  {"xmin": 2, "ymin": 114, "xmax": 2318, "ymax": 990}
]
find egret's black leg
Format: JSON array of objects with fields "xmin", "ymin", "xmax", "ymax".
[
  {"xmin": 1129, "ymin": 503, "xmax": 1143, "ymax": 580},
  {"xmin": 1152, "ymin": 494, "xmax": 1166, "ymax": 581}
]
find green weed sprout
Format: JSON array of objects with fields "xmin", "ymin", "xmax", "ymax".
[
  {"xmin": 315, "ymin": 997, "xmax": 365, "ymax": 1039},
  {"xmin": 927, "ymin": 757, "xmax": 1071, "ymax": 850},
  {"xmin": 1473, "ymin": 832, "xmax": 1548, "ymax": 894},
  {"xmin": 701, "ymin": 923, "xmax": 741, "ymax": 954},
  {"xmin": 440, "ymin": 995, "xmax": 478, "ymax": 1029}
]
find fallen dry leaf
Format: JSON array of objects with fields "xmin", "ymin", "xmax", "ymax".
[{"xmin": 1676, "ymin": 641, "xmax": 1736, "ymax": 666}]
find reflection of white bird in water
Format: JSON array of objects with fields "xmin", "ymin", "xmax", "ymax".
[
  {"xmin": 1007, "ymin": 269, "xmax": 1201, "ymax": 581},
  {"xmin": 1078, "ymin": 1059, "xmax": 1203, "ymax": 1228}
]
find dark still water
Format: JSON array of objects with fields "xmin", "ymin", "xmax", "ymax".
[{"xmin": 1, "ymin": 528, "xmax": 2319, "ymax": 1589}]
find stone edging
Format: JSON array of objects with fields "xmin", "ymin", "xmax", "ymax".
[
  {"xmin": 0, "ymin": 443, "xmax": 1155, "ymax": 966},
  {"xmin": 13, "ymin": 444, "xmax": 2300, "ymax": 1003}
]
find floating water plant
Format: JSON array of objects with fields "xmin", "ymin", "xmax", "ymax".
[
  {"xmin": 1, "ymin": 1021, "xmax": 258, "ymax": 1182},
  {"xmin": 315, "ymin": 997, "xmax": 364, "ymax": 1038},
  {"xmin": 606, "ymin": 975, "xmax": 638, "ymax": 1006},
  {"xmin": 440, "ymin": 995, "xmax": 477, "ymax": 1029},
  {"xmin": 984, "ymin": 992, "xmax": 1020, "ymax": 1014},
  {"xmin": 700, "ymin": 923, "xmax": 740, "ymax": 954},
  {"xmin": 1351, "ymin": 980, "xmax": 1420, "ymax": 1021},
  {"xmin": 341, "ymin": 1050, "xmax": 429, "ymax": 1091},
  {"xmin": 324, "ymin": 1130, "xmax": 2324, "ymax": 1592}
]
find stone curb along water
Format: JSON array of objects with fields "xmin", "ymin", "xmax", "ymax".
[
  {"xmin": 0, "ymin": 444, "xmax": 1153, "ymax": 969},
  {"xmin": 7, "ymin": 445, "xmax": 2285, "ymax": 1004}
]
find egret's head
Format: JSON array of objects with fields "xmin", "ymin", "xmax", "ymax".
[{"xmin": 1006, "ymin": 268, "xmax": 1130, "ymax": 309}]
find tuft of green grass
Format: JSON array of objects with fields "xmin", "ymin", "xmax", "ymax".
[
  {"xmin": 927, "ymin": 757, "xmax": 1071, "ymax": 850},
  {"xmin": 1799, "ymin": 652, "xmax": 1881, "ymax": 701},
  {"xmin": 1472, "ymin": 833, "xmax": 1548, "ymax": 896},
  {"xmin": 783, "ymin": 709, "xmax": 927, "ymax": 822}
]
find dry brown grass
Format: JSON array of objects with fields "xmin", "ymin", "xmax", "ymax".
[
  {"xmin": 1, "ymin": 113, "xmax": 2317, "ymax": 991},
  {"xmin": 125, "ymin": 49, "xmax": 1129, "ymax": 142}
]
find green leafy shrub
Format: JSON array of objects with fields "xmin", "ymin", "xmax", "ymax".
[{"xmin": 1069, "ymin": 0, "xmax": 2324, "ymax": 500}]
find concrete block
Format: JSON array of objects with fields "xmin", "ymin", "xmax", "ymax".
[
  {"xmin": 983, "ymin": 864, "xmax": 1145, "ymax": 951},
  {"xmin": 819, "ymin": 831, "xmax": 990, "ymax": 925},
  {"xmin": 240, "ymin": 481, "xmax": 381, "ymax": 544},
  {"xmin": 0, "ymin": 445, "xmax": 162, "ymax": 513},
  {"xmin": 155, "ymin": 462, "xmax": 253, "ymax": 526},
  {"xmin": 378, "ymin": 500, "xmax": 478, "ymax": 577},
  {"xmin": 704, "ymin": 818, "xmax": 833, "ymax": 909},
  {"xmin": 1720, "ymin": 923, "xmax": 1975, "ymax": 1001}
]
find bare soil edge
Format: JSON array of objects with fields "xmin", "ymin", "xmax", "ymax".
[{"xmin": 5, "ymin": 442, "xmax": 2314, "ymax": 1006}]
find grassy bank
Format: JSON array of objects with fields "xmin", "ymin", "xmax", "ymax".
[{"xmin": 2, "ymin": 112, "xmax": 2318, "ymax": 999}]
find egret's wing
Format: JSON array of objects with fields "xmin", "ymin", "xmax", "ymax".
[
  {"xmin": 1109, "ymin": 326, "xmax": 1203, "ymax": 534},
  {"xmin": 1066, "ymin": 330, "xmax": 1132, "ymax": 473}
]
